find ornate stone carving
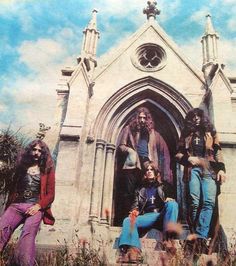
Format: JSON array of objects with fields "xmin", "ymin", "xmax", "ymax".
[
  {"xmin": 36, "ymin": 123, "xmax": 51, "ymax": 140},
  {"xmin": 143, "ymin": 1, "xmax": 160, "ymax": 20},
  {"xmin": 86, "ymin": 135, "xmax": 95, "ymax": 143},
  {"xmin": 131, "ymin": 43, "xmax": 167, "ymax": 72}
]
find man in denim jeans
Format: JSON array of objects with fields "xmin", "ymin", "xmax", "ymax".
[
  {"xmin": 176, "ymin": 108, "xmax": 226, "ymax": 254},
  {"xmin": 117, "ymin": 161, "xmax": 178, "ymax": 264},
  {"xmin": 117, "ymin": 107, "xmax": 172, "ymax": 223}
]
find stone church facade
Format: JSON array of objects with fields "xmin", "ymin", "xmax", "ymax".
[{"xmin": 39, "ymin": 1, "xmax": 236, "ymax": 261}]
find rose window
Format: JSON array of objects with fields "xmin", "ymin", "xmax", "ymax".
[{"xmin": 132, "ymin": 43, "xmax": 166, "ymax": 72}]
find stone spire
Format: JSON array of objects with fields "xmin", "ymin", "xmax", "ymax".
[
  {"xmin": 204, "ymin": 13, "xmax": 217, "ymax": 35},
  {"xmin": 87, "ymin": 8, "xmax": 98, "ymax": 30},
  {"xmin": 143, "ymin": 0, "xmax": 160, "ymax": 21},
  {"xmin": 82, "ymin": 9, "xmax": 100, "ymax": 58},
  {"xmin": 201, "ymin": 14, "xmax": 219, "ymax": 73}
]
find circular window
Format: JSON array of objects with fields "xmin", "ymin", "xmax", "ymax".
[{"xmin": 131, "ymin": 43, "xmax": 166, "ymax": 72}]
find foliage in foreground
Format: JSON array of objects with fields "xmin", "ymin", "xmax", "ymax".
[
  {"xmin": 36, "ymin": 237, "xmax": 107, "ymax": 266},
  {"xmin": 0, "ymin": 128, "xmax": 28, "ymax": 196},
  {"xmin": 1, "ymin": 236, "xmax": 236, "ymax": 266},
  {"xmin": 0, "ymin": 236, "xmax": 107, "ymax": 266}
]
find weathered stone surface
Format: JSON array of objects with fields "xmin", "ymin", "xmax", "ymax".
[{"xmin": 34, "ymin": 5, "xmax": 236, "ymax": 260}]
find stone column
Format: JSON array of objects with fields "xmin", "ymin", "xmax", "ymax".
[
  {"xmin": 100, "ymin": 143, "xmax": 116, "ymax": 224},
  {"xmin": 89, "ymin": 139, "xmax": 106, "ymax": 221}
]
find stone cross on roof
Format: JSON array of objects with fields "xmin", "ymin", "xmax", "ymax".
[{"xmin": 143, "ymin": 0, "xmax": 160, "ymax": 20}]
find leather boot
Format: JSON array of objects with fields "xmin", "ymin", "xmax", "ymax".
[
  {"xmin": 116, "ymin": 246, "xmax": 130, "ymax": 263},
  {"xmin": 127, "ymin": 247, "xmax": 142, "ymax": 263}
]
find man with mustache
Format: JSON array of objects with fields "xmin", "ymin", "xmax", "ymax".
[
  {"xmin": 117, "ymin": 107, "xmax": 172, "ymax": 222},
  {"xmin": 0, "ymin": 139, "xmax": 55, "ymax": 266}
]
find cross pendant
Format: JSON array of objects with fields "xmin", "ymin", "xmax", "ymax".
[
  {"xmin": 150, "ymin": 195, "xmax": 155, "ymax": 204},
  {"xmin": 194, "ymin": 137, "xmax": 200, "ymax": 145}
]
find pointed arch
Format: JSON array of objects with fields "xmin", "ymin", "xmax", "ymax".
[
  {"xmin": 89, "ymin": 76, "xmax": 193, "ymax": 225},
  {"xmin": 92, "ymin": 76, "xmax": 192, "ymax": 145}
]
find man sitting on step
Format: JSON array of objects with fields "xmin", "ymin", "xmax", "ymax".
[
  {"xmin": 0, "ymin": 139, "xmax": 55, "ymax": 266},
  {"xmin": 117, "ymin": 161, "xmax": 179, "ymax": 263}
]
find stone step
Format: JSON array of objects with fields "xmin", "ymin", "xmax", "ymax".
[
  {"xmin": 113, "ymin": 251, "xmax": 218, "ymax": 266},
  {"xmin": 35, "ymin": 239, "xmax": 218, "ymax": 266},
  {"xmin": 34, "ymin": 226, "xmax": 219, "ymax": 265}
]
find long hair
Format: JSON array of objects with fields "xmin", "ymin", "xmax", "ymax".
[
  {"xmin": 142, "ymin": 161, "xmax": 160, "ymax": 185},
  {"xmin": 129, "ymin": 107, "xmax": 154, "ymax": 134},
  {"xmin": 182, "ymin": 108, "xmax": 215, "ymax": 137},
  {"xmin": 16, "ymin": 139, "xmax": 54, "ymax": 175}
]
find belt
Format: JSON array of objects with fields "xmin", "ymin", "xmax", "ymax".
[{"xmin": 15, "ymin": 190, "xmax": 39, "ymax": 200}]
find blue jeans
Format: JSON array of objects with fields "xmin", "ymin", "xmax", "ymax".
[
  {"xmin": 118, "ymin": 201, "xmax": 178, "ymax": 249},
  {"xmin": 189, "ymin": 167, "xmax": 217, "ymax": 239}
]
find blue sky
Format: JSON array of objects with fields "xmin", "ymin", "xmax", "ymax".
[{"xmin": 0, "ymin": 0, "xmax": 236, "ymax": 137}]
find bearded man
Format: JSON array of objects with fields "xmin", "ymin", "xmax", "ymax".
[
  {"xmin": 0, "ymin": 139, "xmax": 55, "ymax": 266},
  {"xmin": 117, "ymin": 107, "xmax": 172, "ymax": 220}
]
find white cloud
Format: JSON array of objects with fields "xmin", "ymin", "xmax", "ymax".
[
  {"xmin": 0, "ymin": 0, "xmax": 17, "ymax": 5},
  {"xmin": 219, "ymin": 38, "xmax": 236, "ymax": 75},
  {"xmin": 92, "ymin": 0, "xmax": 144, "ymax": 17},
  {"xmin": 86, "ymin": 0, "xmax": 181, "ymax": 26},
  {"xmin": 157, "ymin": 0, "xmax": 182, "ymax": 22},
  {"xmin": 3, "ymin": 33, "xmax": 79, "ymax": 133},
  {"xmin": 222, "ymin": 0, "xmax": 236, "ymax": 5},
  {"xmin": 227, "ymin": 17, "xmax": 236, "ymax": 31},
  {"xmin": 1, "ymin": 73, "xmax": 59, "ymax": 137},
  {"xmin": 179, "ymin": 36, "xmax": 236, "ymax": 76},
  {"xmin": 0, "ymin": 103, "xmax": 6, "ymax": 113},
  {"xmin": 0, "ymin": 0, "xmax": 27, "ymax": 16},
  {"xmin": 1, "ymin": 0, "xmax": 236, "ymax": 137},
  {"xmin": 18, "ymin": 39, "xmax": 67, "ymax": 73},
  {"xmin": 189, "ymin": 8, "xmax": 210, "ymax": 27},
  {"xmin": 59, "ymin": 28, "xmax": 75, "ymax": 39},
  {"xmin": 179, "ymin": 38, "xmax": 203, "ymax": 70},
  {"xmin": 90, "ymin": 0, "xmax": 145, "ymax": 29},
  {"xmin": 17, "ymin": 8, "xmax": 34, "ymax": 33},
  {"xmin": 0, "ymin": 17, "xmax": 83, "ymax": 134},
  {"xmin": 225, "ymin": 4, "xmax": 236, "ymax": 32}
]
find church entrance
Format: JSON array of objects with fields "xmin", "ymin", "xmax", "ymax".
[
  {"xmin": 89, "ymin": 77, "xmax": 192, "ymax": 227},
  {"xmin": 112, "ymin": 102, "xmax": 183, "ymax": 226}
]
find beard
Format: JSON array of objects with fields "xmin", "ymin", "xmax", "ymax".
[
  {"xmin": 139, "ymin": 123, "xmax": 149, "ymax": 132},
  {"xmin": 30, "ymin": 154, "xmax": 41, "ymax": 164}
]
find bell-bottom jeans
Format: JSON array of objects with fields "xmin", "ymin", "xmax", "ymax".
[
  {"xmin": 118, "ymin": 201, "xmax": 178, "ymax": 249},
  {"xmin": 0, "ymin": 203, "xmax": 43, "ymax": 266},
  {"xmin": 189, "ymin": 167, "xmax": 217, "ymax": 239}
]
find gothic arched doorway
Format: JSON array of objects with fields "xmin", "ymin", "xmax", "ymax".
[
  {"xmin": 89, "ymin": 77, "xmax": 192, "ymax": 227},
  {"xmin": 112, "ymin": 102, "xmax": 180, "ymax": 225}
]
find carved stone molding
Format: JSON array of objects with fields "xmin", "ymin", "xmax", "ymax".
[
  {"xmin": 143, "ymin": 1, "xmax": 160, "ymax": 20},
  {"xmin": 131, "ymin": 43, "xmax": 167, "ymax": 72}
]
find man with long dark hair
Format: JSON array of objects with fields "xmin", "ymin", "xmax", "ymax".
[
  {"xmin": 117, "ymin": 107, "xmax": 172, "ymax": 221},
  {"xmin": 0, "ymin": 139, "xmax": 55, "ymax": 265},
  {"xmin": 117, "ymin": 161, "xmax": 178, "ymax": 263},
  {"xmin": 176, "ymin": 108, "xmax": 226, "ymax": 254}
]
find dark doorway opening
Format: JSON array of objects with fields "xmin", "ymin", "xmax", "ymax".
[{"xmin": 111, "ymin": 103, "xmax": 179, "ymax": 226}]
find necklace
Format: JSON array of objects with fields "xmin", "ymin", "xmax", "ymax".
[{"xmin": 27, "ymin": 165, "xmax": 40, "ymax": 175}]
